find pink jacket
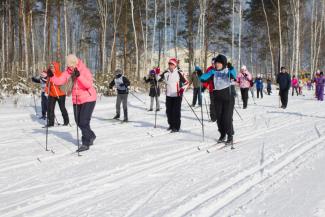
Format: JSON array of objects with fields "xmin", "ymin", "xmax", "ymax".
[
  {"xmin": 237, "ymin": 69, "xmax": 253, "ymax": 88},
  {"xmin": 51, "ymin": 60, "xmax": 97, "ymax": 105},
  {"xmin": 291, "ymin": 78, "xmax": 298, "ymax": 87}
]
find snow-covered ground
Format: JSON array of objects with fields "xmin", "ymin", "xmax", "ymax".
[{"xmin": 1, "ymin": 89, "xmax": 325, "ymax": 217}]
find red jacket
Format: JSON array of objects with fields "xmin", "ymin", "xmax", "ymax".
[
  {"xmin": 45, "ymin": 62, "xmax": 66, "ymax": 97},
  {"xmin": 203, "ymin": 66, "xmax": 215, "ymax": 93}
]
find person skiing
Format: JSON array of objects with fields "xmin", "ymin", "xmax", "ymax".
[
  {"xmin": 45, "ymin": 62, "xmax": 70, "ymax": 127},
  {"xmin": 200, "ymin": 54, "xmax": 236, "ymax": 145},
  {"xmin": 315, "ymin": 71, "xmax": 325, "ymax": 101},
  {"xmin": 266, "ymin": 76, "xmax": 272, "ymax": 95},
  {"xmin": 31, "ymin": 71, "xmax": 48, "ymax": 120},
  {"xmin": 159, "ymin": 57, "xmax": 188, "ymax": 133},
  {"xmin": 109, "ymin": 69, "xmax": 131, "ymax": 122},
  {"xmin": 49, "ymin": 54, "xmax": 97, "ymax": 152},
  {"xmin": 203, "ymin": 58, "xmax": 217, "ymax": 121},
  {"xmin": 144, "ymin": 67, "xmax": 160, "ymax": 111},
  {"xmin": 276, "ymin": 66, "xmax": 291, "ymax": 109},
  {"xmin": 237, "ymin": 65, "xmax": 253, "ymax": 109},
  {"xmin": 291, "ymin": 75, "xmax": 299, "ymax": 96},
  {"xmin": 188, "ymin": 66, "xmax": 203, "ymax": 107},
  {"xmin": 255, "ymin": 74, "xmax": 264, "ymax": 99}
]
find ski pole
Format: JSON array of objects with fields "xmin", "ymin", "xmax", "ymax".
[
  {"xmin": 203, "ymin": 93, "xmax": 210, "ymax": 121},
  {"xmin": 75, "ymin": 82, "xmax": 81, "ymax": 157},
  {"xmin": 32, "ymin": 91, "xmax": 37, "ymax": 116},
  {"xmin": 234, "ymin": 106, "xmax": 243, "ymax": 121},
  {"xmin": 45, "ymin": 81, "xmax": 51, "ymax": 152},
  {"xmin": 196, "ymin": 73, "xmax": 205, "ymax": 142},
  {"xmin": 183, "ymin": 94, "xmax": 203, "ymax": 126},
  {"xmin": 154, "ymin": 79, "xmax": 159, "ymax": 128},
  {"xmin": 130, "ymin": 91, "xmax": 147, "ymax": 106}
]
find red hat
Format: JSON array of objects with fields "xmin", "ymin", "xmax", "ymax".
[
  {"xmin": 168, "ymin": 58, "xmax": 178, "ymax": 66},
  {"xmin": 154, "ymin": 67, "xmax": 160, "ymax": 74}
]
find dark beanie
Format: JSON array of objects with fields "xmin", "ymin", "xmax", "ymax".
[{"xmin": 215, "ymin": 54, "xmax": 227, "ymax": 69}]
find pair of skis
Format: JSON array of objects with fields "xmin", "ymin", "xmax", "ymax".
[{"xmin": 197, "ymin": 140, "xmax": 236, "ymax": 153}]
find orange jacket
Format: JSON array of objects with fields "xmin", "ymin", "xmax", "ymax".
[{"xmin": 45, "ymin": 62, "xmax": 66, "ymax": 97}]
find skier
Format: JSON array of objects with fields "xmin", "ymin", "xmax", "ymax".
[
  {"xmin": 31, "ymin": 71, "xmax": 48, "ymax": 119},
  {"xmin": 144, "ymin": 67, "xmax": 160, "ymax": 111},
  {"xmin": 159, "ymin": 57, "xmax": 188, "ymax": 133},
  {"xmin": 109, "ymin": 69, "xmax": 131, "ymax": 122},
  {"xmin": 45, "ymin": 62, "xmax": 70, "ymax": 127},
  {"xmin": 200, "ymin": 54, "xmax": 236, "ymax": 145},
  {"xmin": 237, "ymin": 65, "xmax": 253, "ymax": 109},
  {"xmin": 291, "ymin": 75, "xmax": 299, "ymax": 96},
  {"xmin": 266, "ymin": 76, "xmax": 272, "ymax": 95},
  {"xmin": 203, "ymin": 58, "xmax": 217, "ymax": 121},
  {"xmin": 315, "ymin": 71, "xmax": 325, "ymax": 101},
  {"xmin": 188, "ymin": 66, "xmax": 203, "ymax": 107},
  {"xmin": 49, "ymin": 54, "xmax": 97, "ymax": 152},
  {"xmin": 255, "ymin": 74, "xmax": 264, "ymax": 99},
  {"xmin": 276, "ymin": 66, "xmax": 291, "ymax": 109}
]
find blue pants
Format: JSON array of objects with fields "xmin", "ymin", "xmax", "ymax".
[{"xmin": 192, "ymin": 88, "xmax": 202, "ymax": 106}]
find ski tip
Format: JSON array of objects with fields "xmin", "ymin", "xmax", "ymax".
[
  {"xmin": 51, "ymin": 150, "xmax": 55, "ymax": 154},
  {"xmin": 37, "ymin": 157, "xmax": 41, "ymax": 162}
]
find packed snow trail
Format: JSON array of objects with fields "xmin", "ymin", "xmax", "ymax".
[{"xmin": 0, "ymin": 90, "xmax": 325, "ymax": 217}]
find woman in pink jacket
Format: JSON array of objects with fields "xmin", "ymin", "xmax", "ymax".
[
  {"xmin": 49, "ymin": 54, "xmax": 97, "ymax": 152},
  {"xmin": 291, "ymin": 75, "xmax": 299, "ymax": 96},
  {"xmin": 237, "ymin": 65, "xmax": 252, "ymax": 109}
]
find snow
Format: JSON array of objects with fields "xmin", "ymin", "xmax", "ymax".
[{"xmin": 1, "ymin": 89, "xmax": 325, "ymax": 217}]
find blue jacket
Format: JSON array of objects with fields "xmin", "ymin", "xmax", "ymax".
[{"xmin": 255, "ymin": 78, "xmax": 264, "ymax": 90}]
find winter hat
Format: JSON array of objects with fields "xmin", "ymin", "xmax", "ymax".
[
  {"xmin": 280, "ymin": 66, "xmax": 286, "ymax": 71},
  {"xmin": 115, "ymin": 69, "xmax": 123, "ymax": 75},
  {"xmin": 214, "ymin": 54, "xmax": 227, "ymax": 69},
  {"xmin": 168, "ymin": 58, "xmax": 178, "ymax": 66},
  {"xmin": 154, "ymin": 67, "xmax": 160, "ymax": 74},
  {"xmin": 241, "ymin": 65, "xmax": 247, "ymax": 71},
  {"xmin": 195, "ymin": 66, "xmax": 202, "ymax": 73},
  {"xmin": 66, "ymin": 54, "xmax": 79, "ymax": 68},
  {"xmin": 149, "ymin": 69, "xmax": 155, "ymax": 75},
  {"xmin": 321, "ymin": 71, "xmax": 324, "ymax": 76}
]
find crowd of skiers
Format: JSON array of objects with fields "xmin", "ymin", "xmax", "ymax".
[{"xmin": 32, "ymin": 53, "xmax": 325, "ymax": 153}]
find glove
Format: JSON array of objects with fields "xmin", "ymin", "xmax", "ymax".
[
  {"xmin": 244, "ymin": 73, "xmax": 248, "ymax": 77},
  {"xmin": 179, "ymin": 88, "xmax": 185, "ymax": 96},
  {"xmin": 119, "ymin": 83, "xmax": 125, "ymax": 87},
  {"xmin": 71, "ymin": 68, "xmax": 80, "ymax": 79},
  {"xmin": 143, "ymin": 76, "xmax": 147, "ymax": 81},
  {"xmin": 47, "ymin": 69, "xmax": 54, "ymax": 77}
]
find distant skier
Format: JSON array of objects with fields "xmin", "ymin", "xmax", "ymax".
[
  {"xmin": 144, "ymin": 67, "xmax": 161, "ymax": 111},
  {"xmin": 188, "ymin": 66, "xmax": 203, "ymax": 107},
  {"xmin": 45, "ymin": 62, "xmax": 70, "ymax": 127},
  {"xmin": 159, "ymin": 58, "xmax": 188, "ymax": 133},
  {"xmin": 31, "ymin": 71, "xmax": 48, "ymax": 119},
  {"xmin": 266, "ymin": 77, "xmax": 272, "ymax": 95},
  {"xmin": 237, "ymin": 65, "xmax": 253, "ymax": 109},
  {"xmin": 203, "ymin": 58, "xmax": 217, "ymax": 121},
  {"xmin": 200, "ymin": 54, "xmax": 236, "ymax": 145},
  {"xmin": 109, "ymin": 69, "xmax": 131, "ymax": 122},
  {"xmin": 255, "ymin": 74, "xmax": 264, "ymax": 99},
  {"xmin": 315, "ymin": 71, "xmax": 325, "ymax": 101},
  {"xmin": 291, "ymin": 75, "xmax": 299, "ymax": 96},
  {"xmin": 276, "ymin": 66, "xmax": 291, "ymax": 109}
]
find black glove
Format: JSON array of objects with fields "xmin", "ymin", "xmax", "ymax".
[
  {"xmin": 119, "ymin": 83, "xmax": 125, "ymax": 87},
  {"xmin": 143, "ymin": 76, "xmax": 147, "ymax": 81},
  {"xmin": 71, "ymin": 68, "xmax": 80, "ymax": 79},
  {"xmin": 243, "ymin": 73, "xmax": 248, "ymax": 77},
  {"xmin": 47, "ymin": 69, "xmax": 54, "ymax": 77}
]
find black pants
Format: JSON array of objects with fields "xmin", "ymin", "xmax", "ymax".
[
  {"xmin": 73, "ymin": 101, "xmax": 96, "ymax": 146},
  {"xmin": 192, "ymin": 88, "xmax": 202, "ymax": 106},
  {"xmin": 41, "ymin": 92, "xmax": 48, "ymax": 118},
  {"xmin": 48, "ymin": 95, "xmax": 69, "ymax": 126},
  {"xmin": 257, "ymin": 88, "xmax": 263, "ymax": 98},
  {"xmin": 166, "ymin": 96, "xmax": 182, "ymax": 130},
  {"xmin": 240, "ymin": 88, "xmax": 249, "ymax": 108},
  {"xmin": 292, "ymin": 87, "xmax": 299, "ymax": 96},
  {"xmin": 279, "ymin": 89, "xmax": 289, "ymax": 108},
  {"xmin": 213, "ymin": 88, "xmax": 235, "ymax": 137},
  {"xmin": 209, "ymin": 92, "xmax": 217, "ymax": 122}
]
